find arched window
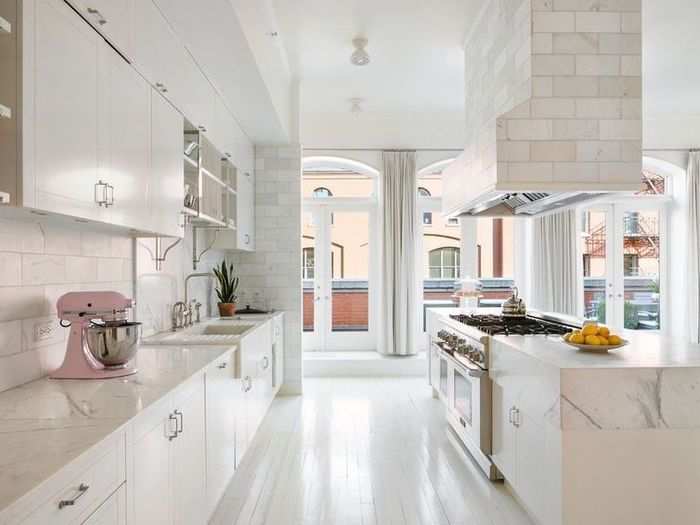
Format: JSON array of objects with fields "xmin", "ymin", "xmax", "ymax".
[
  {"xmin": 312, "ymin": 187, "xmax": 333, "ymax": 198},
  {"xmin": 418, "ymin": 186, "xmax": 431, "ymax": 197},
  {"xmin": 428, "ymin": 247, "xmax": 461, "ymax": 279}
]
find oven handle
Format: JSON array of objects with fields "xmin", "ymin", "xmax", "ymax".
[{"xmin": 454, "ymin": 357, "xmax": 487, "ymax": 378}]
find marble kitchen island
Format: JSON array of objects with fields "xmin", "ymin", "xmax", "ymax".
[{"xmin": 490, "ymin": 331, "xmax": 700, "ymax": 525}]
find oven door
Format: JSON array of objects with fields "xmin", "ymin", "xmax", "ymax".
[{"xmin": 448, "ymin": 358, "xmax": 487, "ymax": 453}]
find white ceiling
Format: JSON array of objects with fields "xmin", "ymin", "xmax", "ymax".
[
  {"xmin": 643, "ymin": 0, "xmax": 700, "ymax": 120},
  {"xmin": 272, "ymin": 0, "xmax": 473, "ymax": 147}
]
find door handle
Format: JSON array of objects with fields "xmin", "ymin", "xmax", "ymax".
[{"xmin": 262, "ymin": 356, "xmax": 270, "ymax": 370}]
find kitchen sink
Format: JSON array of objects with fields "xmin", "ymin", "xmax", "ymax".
[
  {"xmin": 201, "ymin": 324, "xmax": 254, "ymax": 336},
  {"xmin": 144, "ymin": 321, "xmax": 257, "ymax": 345}
]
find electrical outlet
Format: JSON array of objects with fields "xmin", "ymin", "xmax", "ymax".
[{"xmin": 34, "ymin": 320, "xmax": 56, "ymax": 342}]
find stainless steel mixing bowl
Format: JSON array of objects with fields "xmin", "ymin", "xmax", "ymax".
[{"xmin": 85, "ymin": 322, "xmax": 141, "ymax": 367}]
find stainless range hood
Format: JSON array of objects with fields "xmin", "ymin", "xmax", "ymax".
[{"xmin": 461, "ymin": 191, "xmax": 608, "ymax": 217}]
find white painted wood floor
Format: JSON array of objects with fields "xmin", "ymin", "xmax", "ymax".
[{"xmin": 210, "ymin": 378, "xmax": 533, "ymax": 525}]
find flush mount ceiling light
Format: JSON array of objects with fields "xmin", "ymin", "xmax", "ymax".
[
  {"xmin": 350, "ymin": 37, "xmax": 370, "ymax": 66},
  {"xmin": 349, "ymin": 97, "xmax": 364, "ymax": 116}
]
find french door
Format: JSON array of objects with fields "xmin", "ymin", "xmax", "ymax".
[
  {"xmin": 581, "ymin": 200, "xmax": 666, "ymax": 331},
  {"xmin": 303, "ymin": 200, "xmax": 377, "ymax": 351}
]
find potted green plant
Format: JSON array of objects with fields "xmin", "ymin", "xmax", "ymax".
[{"xmin": 213, "ymin": 260, "xmax": 239, "ymax": 317}]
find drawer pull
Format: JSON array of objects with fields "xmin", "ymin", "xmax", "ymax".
[
  {"xmin": 58, "ymin": 483, "xmax": 89, "ymax": 509},
  {"xmin": 217, "ymin": 362, "xmax": 228, "ymax": 369},
  {"xmin": 262, "ymin": 356, "xmax": 270, "ymax": 370}
]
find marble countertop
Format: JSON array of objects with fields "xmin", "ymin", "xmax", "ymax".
[
  {"xmin": 493, "ymin": 332, "xmax": 700, "ymax": 369},
  {"xmin": 428, "ymin": 307, "xmax": 700, "ymax": 369},
  {"xmin": 0, "ymin": 343, "xmax": 235, "ymax": 514}
]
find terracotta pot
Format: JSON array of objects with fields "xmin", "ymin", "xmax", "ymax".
[{"xmin": 218, "ymin": 303, "xmax": 236, "ymax": 317}]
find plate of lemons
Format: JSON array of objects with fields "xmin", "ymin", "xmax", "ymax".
[{"xmin": 561, "ymin": 323, "xmax": 628, "ymax": 353}]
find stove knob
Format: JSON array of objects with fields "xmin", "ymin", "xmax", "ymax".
[{"xmin": 457, "ymin": 337, "xmax": 466, "ymax": 345}]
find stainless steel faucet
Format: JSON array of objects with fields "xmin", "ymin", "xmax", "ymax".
[
  {"xmin": 184, "ymin": 273, "xmax": 213, "ymax": 326},
  {"xmin": 171, "ymin": 301, "xmax": 187, "ymax": 331}
]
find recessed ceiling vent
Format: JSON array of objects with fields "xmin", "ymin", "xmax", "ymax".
[{"xmin": 350, "ymin": 37, "xmax": 370, "ymax": 66}]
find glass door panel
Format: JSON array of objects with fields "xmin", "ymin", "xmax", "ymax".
[
  {"xmin": 620, "ymin": 209, "xmax": 661, "ymax": 330},
  {"xmin": 581, "ymin": 209, "xmax": 612, "ymax": 324},
  {"xmin": 330, "ymin": 211, "xmax": 370, "ymax": 333}
]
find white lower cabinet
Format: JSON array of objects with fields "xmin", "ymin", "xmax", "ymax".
[
  {"xmin": 81, "ymin": 485, "xmax": 126, "ymax": 525},
  {"xmin": 10, "ymin": 326, "xmax": 285, "ymax": 524},
  {"xmin": 492, "ymin": 379, "xmax": 547, "ymax": 524},
  {"xmin": 130, "ymin": 375, "xmax": 206, "ymax": 525},
  {"xmin": 205, "ymin": 351, "xmax": 237, "ymax": 514}
]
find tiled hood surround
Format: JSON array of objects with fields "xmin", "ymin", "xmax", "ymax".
[{"xmin": 444, "ymin": 0, "xmax": 642, "ymax": 216}]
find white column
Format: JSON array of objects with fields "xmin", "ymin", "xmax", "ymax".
[{"xmin": 460, "ymin": 216, "xmax": 479, "ymax": 279}]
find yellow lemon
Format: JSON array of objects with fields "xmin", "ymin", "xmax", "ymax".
[
  {"xmin": 585, "ymin": 335, "xmax": 601, "ymax": 345},
  {"xmin": 608, "ymin": 335, "xmax": 622, "ymax": 345},
  {"xmin": 598, "ymin": 337, "xmax": 609, "ymax": 345},
  {"xmin": 598, "ymin": 326, "xmax": 610, "ymax": 337},
  {"xmin": 582, "ymin": 324, "xmax": 598, "ymax": 337},
  {"xmin": 570, "ymin": 334, "xmax": 585, "ymax": 344}
]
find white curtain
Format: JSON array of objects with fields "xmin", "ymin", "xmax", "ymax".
[
  {"xmin": 380, "ymin": 151, "xmax": 418, "ymax": 356},
  {"xmin": 531, "ymin": 209, "xmax": 580, "ymax": 315},
  {"xmin": 687, "ymin": 152, "xmax": 700, "ymax": 342}
]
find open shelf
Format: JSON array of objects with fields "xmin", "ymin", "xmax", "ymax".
[{"xmin": 0, "ymin": 103, "xmax": 10, "ymax": 120}]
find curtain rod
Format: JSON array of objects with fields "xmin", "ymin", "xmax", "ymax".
[
  {"xmin": 304, "ymin": 147, "xmax": 463, "ymax": 152},
  {"xmin": 644, "ymin": 148, "xmax": 699, "ymax": 152}
]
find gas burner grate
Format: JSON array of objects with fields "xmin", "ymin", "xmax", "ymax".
[{"xmin": 449, "ymin": 314, "xmax": 571, "ymax": 336}]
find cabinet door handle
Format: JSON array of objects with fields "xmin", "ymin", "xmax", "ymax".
[
  {"xmin": 86, "ymin": 7, "xmax": 107, "ymax": 25},
  {"xmin": 244, "ymin": 234, "xmax": 250, "ymax": 245},
  {"xmin": 218, "ymin": 361, "xmax": 228, "ymax": 369},
  {"xmin": 58, "ymin": 483, "xmax": 89, "ymax": 509},
  {"xmin": 246, "ymin": 376, "xmax": 253, "ymax": 392},
  {"xmin": 513, "ymin": 408, "xmax": 521, "ymax": 428},
  {"xmin": 262, "ymin": 356, "xmax": 270, "ymax": 370},
  {"xmin": 155, "ymin": 82, "xmax": 168, "ymax": 94},
  {"xmin": 95, "ymin": 180, "xmax": 114, "ymax": 207},
  {"xmin": 174, "ymin": 409, "xmax": 183, "ymax": 434},
  {"xmin": 168, "ymin": 413, "xmax": 179, "ymax": 440}
]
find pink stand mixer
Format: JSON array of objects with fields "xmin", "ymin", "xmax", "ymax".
[{"xmin": 51, "ymin": 291, "xmax": 141, "ymax": 379}]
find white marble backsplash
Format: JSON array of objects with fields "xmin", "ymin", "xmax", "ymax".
[{"xmin": 0, "ymin": 218, "xmax": 134, "ymax": 392}]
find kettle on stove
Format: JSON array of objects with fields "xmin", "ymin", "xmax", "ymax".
[{"xmin": 502, "ymin": 287, "xmax": 527, "ymax": 317}]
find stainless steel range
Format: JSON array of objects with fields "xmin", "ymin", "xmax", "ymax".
[{"xmin": 429, "ymin": 311, "xmax": 575, "ymax": 480}]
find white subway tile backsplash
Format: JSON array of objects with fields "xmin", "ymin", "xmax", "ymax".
[
  {"xmin": 0, "ymin": 253, "xmax": 22, "ymax": 286},
  {"xmin": 553, "ymin": 76, "xmax": 599, "ymax": 97},
  {"xmin": 65, "ymin": 256, "xmax": 98, "ymax": 283},
  {"xmin": 533, "ymin": 55, "xmax": 576, "ymax": 75},
  {"xmin": 508, "ymin": 119, "xmax": 554, "ymax": 140},
  {"xmin": 620, "ymin": 55, "xmax": 641, "ymax": 76},
  {"xmin": 531, "ymin": 141, "xmax": 577, "ymax": 161},
  {"xmin": 552, "ymin": 119, "xmax": 599, "ymax": 139},
  {"xmin": 97, "ymin": 258, "xmax": 124, "ymax": 282},
  {"xmin": 552, "ymin": 33, "xmax": 598, "ymax": 54},
  {"xmin": 531, "ymin": 98, "xmax": 577, "ymax": 118},
  {"xmin": 21, "ymin": 254, "xmax": 66, "ymax": 285},
  {"xmin": 600, "ymin": 119, "xmax": 642, "ymax": 140},
  {"xmin": 621, "ymin": 12, "xmax": 641, "ymax": 33},
  {"xmin": 575, "ymin": 12, "xmax": 620, "ymax": 33},
  {"xmin": 575, "ymin": 98, "xmax": 621, "ymax": 118},
  {"xmin": 0, "ymin": 320, "xmax": 22, "ymax": 357},
  {"xmin": 576, "ymin": 55, "xmax": 620, "ymax": 76},
  {"xmin": 533, "ymin": 12, "xmax": 575, "ymax": 33},
  {"xmin": 577, "ymin": 141, "xmax": 622, "ymax": 161},
  {"xmin": 0, "ymin": 220, "xmax": 135, "ymax": 392}
]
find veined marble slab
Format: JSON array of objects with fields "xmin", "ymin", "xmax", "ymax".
[{"xmin": 0, "ymin": 344, "xmax": 235, "ymax": 513}]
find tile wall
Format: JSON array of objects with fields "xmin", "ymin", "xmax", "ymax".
[
  {"xmin": 228, "ymin": 144, "xmax": 303, "ymax": 395},
  {"xmin": 0, "ymin": 218, "xmax": 133, "ymax": 392}
]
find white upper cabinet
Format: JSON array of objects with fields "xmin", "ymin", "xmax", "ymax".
[
  {"xmin": 181, "ymin": 54, "xmax": 215, "ymax": 137},
  {"xmin": 131, "ymin": 0, "xmax": 184, "ymax": 110},
  {"xmin": 32, "ymin": 0, "xmax": 106, "ymax": 221},
  {"xmin": 99, "ymin": 44, "xmax": 151, "ymax": 231},
  {"xmin": 150, "ymin": 91, "xmax": 185, "ymax": 238},
  {"xmin": 66, "ymin": 0, "xmax": 133, "ymax": 59}
]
